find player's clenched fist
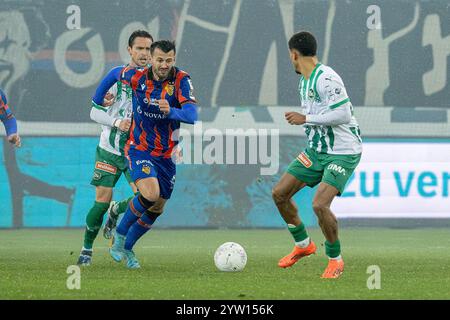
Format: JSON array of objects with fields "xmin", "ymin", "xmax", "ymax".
[
  {"xmin": 103, "ymin": 92, "xmax": 115, "ymax": 107},
  {"xmin": 157, "ymin": 99, "xmax": 170, "ymax": 114},
  {"xmin": 7, "ymin": 133, "xmax": 21, "ymax": 148},
  {"xmin": 285, "ymin": 112, "xmax": 306, "ymax": 125},
  {"xmin": 118, "ymin": 119, "xmax": 131, "ymax": 132}
]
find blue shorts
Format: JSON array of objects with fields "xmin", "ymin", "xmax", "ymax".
[{"xmin": 126, "ymin": 148, "xmax": 176, "ymax": 199}]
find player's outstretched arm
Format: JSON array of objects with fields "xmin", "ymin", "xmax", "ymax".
[
  {"xmin": 1, "ymin": 116, "xmax": 21, "ymax": 147},
  {"xmin": 166, "ymin": 102, "xmax": 198, "ymax": 124},
  {"xmin": 0, "ymin": 90, "xmax": 21, "ymax": 148},
  {"xmin": 90, "ymin": 67, "xmax": 132, "ymax": 130},
  {"xmin": 305, "ymin": 105, "xmax": 351, "ymax": 126},
  {"xmin": 90, "ymin": 106, "xmax": 130, "ymax": 131}
]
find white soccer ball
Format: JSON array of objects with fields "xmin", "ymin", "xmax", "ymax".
[{"xmin": 214, "ymin": 242, "xmax": 247, "ymax": 272}]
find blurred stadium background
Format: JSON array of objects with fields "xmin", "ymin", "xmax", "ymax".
[
  {"xmin": 0, "ymin": 0, "xmax": 449, "ymax": 300},
  {"xmin": 1, "ymin": 0, "xmax": 449, "ymax": 229}
]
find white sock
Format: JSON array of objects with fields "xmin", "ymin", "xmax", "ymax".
[
  {"xmin": 329, "ymin": 255, "xmax": 342, "ymax": 260},
  {"xmin": 295, "ymin": 237, "xmax": 310, "ymax": 248}
]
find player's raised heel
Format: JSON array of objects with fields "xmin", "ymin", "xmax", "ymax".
[
  {"xmin": 124, "ymin": 250, "xmax": 140, "ymax": 269},
  {"xmin": 109, "ymin": 233, "xmax": 125, "ymax": 262},
  {"xmin": 278, "ymin": 241, "xmax": 317, "ymax": 268},
  {"xmin": 77, "ymin": 249, "xmax": 93, "ymax": 266},
  {"xmin": 103, "ymin": 201, "xmax": 119, "ymax": 240},
  {"xmin": 321, "ymin": 258, "xmax": 344, "ymax": 279}
]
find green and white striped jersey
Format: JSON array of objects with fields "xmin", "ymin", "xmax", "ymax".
[
  {"xmin": 95, "ymin": 81, "xmax": 133, "ymax": 156},
  {"xmin": 299, "ymin": 63, "xmax": 362, "ymax": 155}
]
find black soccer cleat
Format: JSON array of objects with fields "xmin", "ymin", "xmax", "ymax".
[{"xmin": 103, "ymin": 201, "xmax": 119, "ymax": 240}]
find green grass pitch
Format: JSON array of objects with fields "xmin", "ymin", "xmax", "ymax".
[{"xmin": 0, "ymin": 228, "xmax": 449, "ymax": 299}]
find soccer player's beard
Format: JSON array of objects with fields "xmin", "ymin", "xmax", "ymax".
[{"xmin": 157, "ymin": 67, "xmax": 172, "ymax": 80}]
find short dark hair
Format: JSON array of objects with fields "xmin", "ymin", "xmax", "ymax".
[
  {"xmin": 150, "ymin": 40, "xmax": 176, "ymax": 55},
  {"xmin": 128, "ymin": 30, "xmax": 154, "ymax": 47},
  {"xmin": 288, "ymin": 31, "xmax": 317, "ymax": 57}
]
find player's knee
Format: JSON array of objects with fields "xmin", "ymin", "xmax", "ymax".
[
  {"xmin": 148, "ymin": 205, "xmax": 164, "ymax": 215},
  {"xmin": 312, "ymin": 201, "xmax": 329, "ymax": 216},
  {"xmin": 139, "ymin": 188, "xmax": 160, "ymax": 202},
  {"xmin": 272, "ymin": 187, "xmax": 288, "ymax": 204},
  {"xmin": 95, "ymin": 187, "xmax": 112, "ymax": 202}
]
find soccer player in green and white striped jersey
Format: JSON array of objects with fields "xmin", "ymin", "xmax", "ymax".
[
  {"xmin": 272, "ymin": 31, "xmax": 362, "ymax": 279},
  {"xmin": 77, "ymin": 30, "xmax": 153, "ymax": 266}
]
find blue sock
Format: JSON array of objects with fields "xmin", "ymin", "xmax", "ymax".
[
  {"xmin": 124, "ymin": 212, "xmax": 159, "ymax": 250},
  {"xmin": 116, "ymin": 195, "xmax": 154, "ymax": 236}
]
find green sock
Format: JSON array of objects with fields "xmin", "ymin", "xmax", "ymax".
[
  {"xmin": 116, "ymin": 195, "xmax": 135, "ymax": 216},
  {"xmin": 83, "ymin": 201, "xmax": 110, "ymax": 249},
  {"xmin": 325, "ymin": 240, "xmax": 341, "ymax": 258},
  {"xmin": 288, "ymin": 223, "xmax": 308, "ymax": 242}
]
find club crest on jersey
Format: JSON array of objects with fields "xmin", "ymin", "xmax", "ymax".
[
  {"xmin": 297, "ymin": 152, "xmax": 312, "ymax": 168},
  {"xmin": 142, "ymin": 165, "xmax": 151, "ymax": 175},
  {"xmin": 308, "ymin": 89, "xmax": 315, "ymax": 99},
  {"xmin": 165, "ymin": 83, "xmax": 174, "ymax": 96}
]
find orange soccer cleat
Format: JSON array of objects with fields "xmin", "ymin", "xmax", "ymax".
[
  {"xmin": 321, "ymin": 258, "xmax": 344, "ymax": 279},
  {"xmin": 278, "ymin": 241, "xmax": 317, "ymax": 268}
]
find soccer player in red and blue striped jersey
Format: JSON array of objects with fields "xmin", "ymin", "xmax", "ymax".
[
  {"xmin": 0, "ymin": 89, "xmax": 21, "ymax": 148},
  {"xmin": 92, "ymin": 40, "xmax": 198, "ymax": 268},
  {"xmin": 77, "ymin": 30, "xmax": 153, "ymax": 267}
]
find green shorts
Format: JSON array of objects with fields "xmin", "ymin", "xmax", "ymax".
[
  {"xmin": 90, "ymin": 146, "xmax": 133, "ymax": 188},
  {"xmin": 287, "ymin": 148, "xmax": 361, "ymax": 195}
]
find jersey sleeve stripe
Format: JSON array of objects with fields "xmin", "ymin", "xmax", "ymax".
[
  {"xmin": 307, "ymin": 64, "xmax": 321, "ymax": 92},
  {"xmin": 302, "ymin": 78, "xmax": 307, "ymax": 100},
  {"xmin": 91, "ymin": 101, "xmax": 108, "ymax": 112},
  {"xmin": 180, "ymin": 100, "xmax": 196, "ymax": 106},
  {"xmin": 130, "ymin": 69, "xmax": 145, "ymax": 91},
  {"xmin": 329, "ymin": 98, "xmax": 350, "ymax": 109},
  {"xmin": 313, "ymin": 70, "xmax": 324, "ymax": 97}
]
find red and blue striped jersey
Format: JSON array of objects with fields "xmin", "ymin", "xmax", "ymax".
[
  {"xmin": 93, "ymin": 66, "xmax": 198, "ymax": 158},
  {"xmin": 0, "ymin": 89, "xmax": 13, "ymax": 121}
]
